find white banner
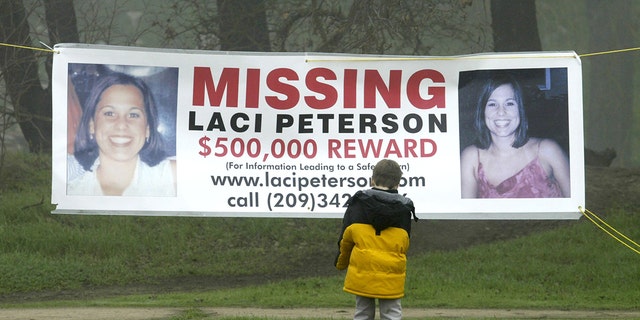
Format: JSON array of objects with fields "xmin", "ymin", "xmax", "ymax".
[{"xmin": 51, "ymin": 44, "xmax": 585, "ymax": 219}]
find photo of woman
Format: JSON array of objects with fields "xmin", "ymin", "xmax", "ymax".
[
  {"xmin": 67, "ymin": 64, "xmax": 178, "ymax": 197},
  {"xmin": 459, "ymin": 69, "xmax": 571, "ymax": 199}
]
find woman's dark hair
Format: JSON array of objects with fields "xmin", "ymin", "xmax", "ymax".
[
  {"xmin": 73, "ymin": 72, "xmax": 166, "ymax": 171},
  {"xmin": 473, "ymin": 73, "xmax": 529, "ymax": 149}
]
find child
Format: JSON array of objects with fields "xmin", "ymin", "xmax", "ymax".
[{"xmin": 335, "ymin": 159, "xmax": 417, "ymax": 320}]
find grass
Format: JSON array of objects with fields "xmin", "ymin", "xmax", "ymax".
[
  {"xmin": 1, "ymin": 152, "xmax": 640, "ymax": 319},
  {"xmin": 406, "ymin": 212, "xmax": 640, "ymax": 310}
]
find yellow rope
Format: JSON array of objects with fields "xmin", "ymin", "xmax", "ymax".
[
  {"xmin": 305, "ymin": 53, "xmax": 574, "ymax": 63},
  {"xmin": 579, "ymin": 47, "xmax": 640, "ymax": 58},
  {"xmin": 304, "ymin": 46, "xmax": 640, "ymax": 62},
  {"xmin": 305, "ymin": 47, "xmax": 640, "ymax": 62},
  {"xmin": 0, "ymin": 42, "xmax": 58, "ymax": 53},
  {"xmin": 579, "ymin": 206, "xmax": 640, "ymax": 255},
  {"xmin": 1, "ymin": 42, "xmax": 639, "ymax": 60}
]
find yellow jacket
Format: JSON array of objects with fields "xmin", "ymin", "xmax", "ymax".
[
  {"xmin": 337, "ymin": 223, "xmax": 409, "ymax": 298},
  {"xmin": 335, "ymin": 189, "xmax": 415, "ymax": 299}
]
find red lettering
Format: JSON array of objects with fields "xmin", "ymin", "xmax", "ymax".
[
  {"xmin": 266, "ymin": 68, "xmax": 300, "ymax": 110},
  {"xmin": 328, "ymin": 138, "xmax": 437, "ymax": 158},
  {"xmin": 358, "ymin": 139, "xmax": 383, "ymax": 157},
  {"xmin": 328, "ymin": 139, "xmax": 341, "ymax": 158},
  {"xmin": 343, "ymin": 69, "xmax": 358, "ymax": 108},
  {"xmin": 192, "ymin": 65, "xmax": 447, "ymax": 110},
  {"xmin": 305, "ymin": 68, "xmax": 338, "ymax": 110},
  {"xmin": 363, "ymin": 70, "xmax": 402, "ymax": 109},
  {"xmin": 245, "ymin": 68, "xmax": 260, "ymax": 108},
  {"xmin": 404, "ymin": 139, "xmax": 418, "ymax": 157},
  {"xmin": 328, "ymin": 139, "xmax": 355, "ymax": 158},
  {"xmin": 384, "ymin": 139, "xmax": 402, "ymax": 157},
  {"xmin": 192, "ymin": 67, "xmax": 239, "ymax": 107},
  {"xmin": 407, "ymin": 70, "xmax": 446, "ymax": 109},
  {"xmin": 420, "ymin": 138, "xmax": 437, "ymax": 157},
  {"xmin": 343, "ymin": 139, "xmax": 356, "ymax": 158}
]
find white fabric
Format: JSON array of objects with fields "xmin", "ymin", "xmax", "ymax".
[
  {"xmin": 67, "ymin": 154, "xmax": 85, "ymax": 181},
  {"xmin": 67, "ymin": 157, "xmax": 175, "ymax": 196}
]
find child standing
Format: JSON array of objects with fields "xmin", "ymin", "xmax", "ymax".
[{"xmin": 335, "ymin": 159, "xmax": 417, "ymax": 320}]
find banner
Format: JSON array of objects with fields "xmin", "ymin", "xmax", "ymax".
[{"xmin": 51, "ymin": 44, "xmax": 585, "ymax": 219}]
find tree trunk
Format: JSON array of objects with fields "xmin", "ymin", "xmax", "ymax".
[
  {"xmin": 217, "ymin": 0, "xmax": 270, "ymax": 51},
  {"xmin": 43, "ymin": 0, "xmax": 80, "ymax": 96},
  {"xmin": 0, "ymin": 0, "xmax": 79, "ymax": 153},
  {"xmin": 44, "ymin": 0, "xmax": 79, "ymax": 44},
  {"xmin": 490, "ymin": 0, "xmax": 542, "ymax": 52},
  {"xmin": 0, "ymin": 0, "xmax": 52, "ymax": 152},
  {"xmin": 586, "ymin": 0, "xmax": 634, "ymax": 166}
]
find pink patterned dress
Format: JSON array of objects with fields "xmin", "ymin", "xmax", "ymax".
[{"xmin": 477, "ymin": 157, "xmax": 562, "ymax": 198}]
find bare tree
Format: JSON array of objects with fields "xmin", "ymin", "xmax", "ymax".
[
  {"xmin": 0, "ymin": 0, "xmax": 157, "ymax": 155},
  {"xmin": 44, "ymin": 0, "xmax": 79, "ymax": 43},
  {"xmin": 1, "ymin": 0, "xmax": 492, "ymax": 155},
  {"xmin": 159, "ymin": 0, "xmax": 489, "ymax": 55},
  {"xmin": 217, "ymin": 0, "xmax": 270, "ymax": 51},
  {"xmin": 0, "ymin": 0, "xmax": 58, "ymax": 153},
  {"xmin": 490, "ymin": 0, "xmax": 541, "ymax": 52},
  {"xmin": 586, "ymin": 0, "xmax": 635, "ymax": 166},
  {"xmin": 272, "ymin": 0, "xmax": 486, "ymax": 55}
]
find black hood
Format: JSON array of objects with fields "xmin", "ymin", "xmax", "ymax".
[{"xmin": 353, "ymin": 189, "xmax": 416, "ymax": 235}]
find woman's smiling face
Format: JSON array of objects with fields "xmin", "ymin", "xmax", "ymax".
[
  {"xmin": 90, "ymin": 84, "xmax": 149, "ymax": 163},
  {"xmin": 484, "ymin": 84, "xmax": 520, "ymax": 139}
]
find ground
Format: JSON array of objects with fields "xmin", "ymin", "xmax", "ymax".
[
  {"xmin": 2, "ymin": 166, "xmax": 639, "ymax": 319},
  {"xmin": 2, "ymin": 306, "xmax": 640, "ymax": 319}
]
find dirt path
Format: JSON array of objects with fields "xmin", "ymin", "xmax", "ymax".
[{"xmin": 2, "ymin": 307, "xmax": 640, "ymax": 319}]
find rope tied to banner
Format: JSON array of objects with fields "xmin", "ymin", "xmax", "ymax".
[
  {"xmin": 3, "ymin": 41, "xmax": 640, "ymax": 236},
  {"xmin": 305, "ymin": 46, "xmax": 640, "ymax": 62},
  {"xmin": 579, "ymin": 206, "xmax": 640, "ymax": 255},
  {"xmin": 0, "ymin": 41, "xmax": 59, "ymax": 54},
  {"xmin": 1, "ymin": 41, "xmax": 639, "ymax": 59}
]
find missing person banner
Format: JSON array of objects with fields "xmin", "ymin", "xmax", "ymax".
[{"xmin": 51, "ymin": 44, "xmax": 585, "ymax": 219}]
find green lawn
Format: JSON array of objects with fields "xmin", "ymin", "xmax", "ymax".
[{"xmin": 1, "ymin": 152, "xmax": 639, "ymax": 319}]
